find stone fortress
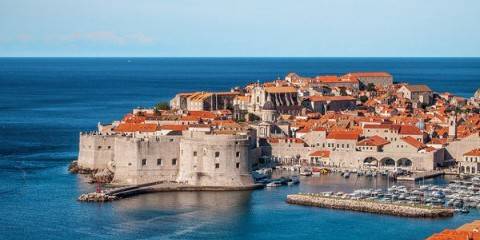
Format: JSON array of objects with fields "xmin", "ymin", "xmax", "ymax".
[
  {"xmin": 75, "ymin": 71, "xmax": 480, "ymax": 188},
  {"xmin": 77, "ymin": 127, "xmax": 258, "ymax": 187}
]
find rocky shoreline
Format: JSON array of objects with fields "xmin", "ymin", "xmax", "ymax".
[
  {"xmin": 286, "ymin": 193, "xmax": 454, "ymax": 218},
  {"xmin": 78, "ymin": 192, "xmax": 117, "ymax": 202},
  {"xmin": 68, "ymin": 160, "xmax": 113, "ymax": 184}
]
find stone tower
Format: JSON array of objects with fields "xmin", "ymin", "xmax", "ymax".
[{"xmin": 448, "ymin": 111, "xmax": 457, "ymax": 140}]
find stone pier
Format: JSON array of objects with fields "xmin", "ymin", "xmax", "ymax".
[{"xmin": 286, "ymin": 194, "xmax": 454, "ymax": 218}]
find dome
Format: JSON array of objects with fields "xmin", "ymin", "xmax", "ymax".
[{"xmin": 263, "ymin": 101, "xmax": 275, "ymax": 111}]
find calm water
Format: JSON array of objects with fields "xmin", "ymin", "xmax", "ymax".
[{"xmin": 0, "ymin": 58, "xmax": 479, "ymax": 240}]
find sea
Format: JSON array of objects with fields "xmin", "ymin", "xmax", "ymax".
[{"xmin": 0, "ymin": 58, "xmax": 479, "ymax": 240}]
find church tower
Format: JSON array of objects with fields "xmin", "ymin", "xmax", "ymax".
[{"xmin": 448, "ymin": 111, "xmax": 457, "ymax": 140}]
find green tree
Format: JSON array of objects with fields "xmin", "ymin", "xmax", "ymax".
[
  {"xmin": 359, "ymin": 96, "xmax": 369, "ymax": 103},
  {"xmin": 154, "ymin": 102, "xmax": 170, "ymax": 112},
  {"xmin": 367, "ymin": 83, "xmax": 376, "ymax": 92}
]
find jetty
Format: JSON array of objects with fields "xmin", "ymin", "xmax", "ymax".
[
  {"xmin": 397, "ymin": 170, "xmax": 445, "ymax": 182},
  {"xmin": 286, "ymin": 193, "xmax": 454, "ymax": 218},
  {"xmin": 78, "ymin": 181, "xmax": 264, "ymax": 202}
]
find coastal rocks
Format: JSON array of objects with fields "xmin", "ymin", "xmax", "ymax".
[
  {"xmin": 78, "ymin": 192, "xmax": 117, "ymax": 202},
  {"xmin": 68, "ymin": 161, "xmax": 113, "ymax": 184},
  {"xmin": 286, "ymin": 194, "xmax": 454, "ymax": 218},
  {"xmin": 68, "ymin": 160, "xmax": 95, "ymax": 174},
  {"xmin": 92, "ymin": 168, "xmax": 114, "ymax": 184}
]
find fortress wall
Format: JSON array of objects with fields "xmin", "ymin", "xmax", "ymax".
[
  {"xmin": 446, "ymin": 133, "xmax": 480, "ymax": 161},
  {"xmin": 77, "ymin": 133, "xmax": 115, "ymax": 170},
  {"xmin": 112, "ymin": 136, "xmax": 181, "ymax": 185},
  {"xmin": 178, "ymin": 132, "xmax": 254, "ymax": 187}
]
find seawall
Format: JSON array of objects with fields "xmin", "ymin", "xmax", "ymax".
[{"xmin": 286, "ymin": 194, "xmax": 454, "ymax": 218}]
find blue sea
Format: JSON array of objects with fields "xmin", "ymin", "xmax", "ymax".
[{"xmin": 0, "ymin": 58, "xmax": 479, "ymax": 240}]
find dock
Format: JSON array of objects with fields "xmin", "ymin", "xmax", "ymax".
[
  {"xmin": 396, "ymin": 170, "xmax": 445, "ymax": 182},
  {"xmin": 78, "ymin": 181, "xmax": 264, "ymax": 202},
  {"xmin": 286, "ymin": 193, "xmax": 454, "ymax": 218}
]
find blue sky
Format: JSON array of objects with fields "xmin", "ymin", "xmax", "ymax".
[{"xmin": 0, "ymin": 0, "xmax": 479, "ymax": 57}]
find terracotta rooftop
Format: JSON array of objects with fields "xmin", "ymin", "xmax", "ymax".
[
  {"xmin": 404, "ymin": 84, "xmax": 432, "ymax": 92},
  {"xmin": 309, "ymin": 150, "xmax": 330, "ymax": 157},
  {"xmin": 309, "ymin": 95, "xmax": 356, "ymax": 102},
  {"xmin": 464, "ymin": 148, "xmax": 480, "ymax": 157},
  {"xmin": 264, "ymin": 86, "xmax": 297, "ymax": 93},
  {"xmin": 401, "ymin": 136, "xmax": 426, "ymax": 150},
  {"xmin": 114, "ymin": 123, "xmax": 158, "ymax": 133},
  {"xmin": 357, "ymin": 135, "xmax": 390, "ymax": 146},
  {"xmin": 326, "ymin": 131, "xmax": 360, "ymax": 140},
  {"xmin": 158, "ymin": 124, "xmax": 188, "ymax": 131}
]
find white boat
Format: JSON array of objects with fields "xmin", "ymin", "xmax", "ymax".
[
  {"xmin": 300, "ymin": 170, "xmax": 312, "ymax": 176},
  {"xmin": 266, "ymin": 181, "xmax": 281, "ymax": 187}
]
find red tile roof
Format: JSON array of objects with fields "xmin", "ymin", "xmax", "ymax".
[
  {"xmin": 327, "ymin": 131, "xmax": 360, "ymax": 140},
  {"xmin": 464, "ymin": 148, "xmax": 480, "ymax": 157},
  {"xmin": 309, "ymin": 95, "xmax": 356, "ymax": 102},
  {"xmin": 158, "ymin": 124, "xmax": 188, "ymax": 131},
  {"xmin": 357, "ymin": 135, "xmax": 390, "ymax": 146},
  {"xmin": 114, "ymin": 123, "xmax": 158, "ymax": 132},
  {"xmin": 399, "ymin": 125, "xmax": 422, "ymax": 135},
  {"xmin": 401, "ymin": 136, "xmax": 425, "ymax": 149},
  {"xmin": 309, "ymin": 150, "xmax": 330, "ymax": 157}
]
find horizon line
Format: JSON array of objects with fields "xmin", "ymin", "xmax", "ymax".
[{"xmin": 1, "ymin": 56, "xmax": 480, "ymax": 58}]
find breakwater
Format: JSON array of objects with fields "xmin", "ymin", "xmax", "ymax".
[
  {"xmin": 286, "ymin": 193, "xmax": 454, "ymax": 218},
  {"xmin": 78, "ymin": 181, "xmax": 264, "ymax": 202}
]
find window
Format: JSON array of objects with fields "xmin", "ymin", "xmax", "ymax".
[
  {"xmin": 172, "ymin": 158, "xmax": 177, "ymax": 165},
  {"xmin": 107, "ymin": 146, "xmax": 111, "ymax": 149},
  {"xmin": 169, "ymin": 139, "xmax": 174, "ymax": 142},
  {"xmin": 215, "ymin": 152, "xmax": 220, "ymax": 158},
  {"xmin": 236, "ymin": 151, "xmax": 240, "ymax": 157},
  {"xmin": 215, "ymin": 163, "xmax": 220, "ymax": 168},
  {"xmin": 141, "ymin": 159, "xmax": 147, "ymax": 166},
  {"xmin": 193, "ymin": 151, "xmax": 197, "ymax": 157},
  {"xmin": 236, "ymin": 162, "xmax": 240, "ymax": 168},
  {"xmin": 98, "ymin": 146, "xmax": 102, "ymax": 149},
  {"xmin": 157, "ymin": 158, "xmax": 162, "ymax": 166}
]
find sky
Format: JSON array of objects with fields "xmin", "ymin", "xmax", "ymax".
[{"xmin": 0, "ymin": 0, "xmax": 479, "ymax": 57}]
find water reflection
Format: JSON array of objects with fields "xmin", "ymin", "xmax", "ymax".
[{"xmin": 106, "ymin": 191, "xmax": 253, "ymax": 238}]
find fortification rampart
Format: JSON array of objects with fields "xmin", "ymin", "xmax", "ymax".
[{"xmin": 177, "ymin": 131, "xmax": 254, "ymax": 187}]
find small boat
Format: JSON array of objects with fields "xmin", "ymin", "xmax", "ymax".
[
  {"xmin": 343, "ymin": 172, "xmax": 350, "ymax": 178},
  {"xmin": 300, "ymin": 170, "xmax": 312, "ymax": 176},
  {"xmin": 266, "ymin": 181, "xmax": 281, "ymax": 187}
]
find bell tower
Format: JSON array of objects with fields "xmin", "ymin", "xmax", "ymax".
[{"xmin": 448, "ymin": 111, "xmax": 457, "ymax": 140}]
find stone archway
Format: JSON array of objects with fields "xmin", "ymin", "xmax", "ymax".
[
  {"xmin": 466, "ymin": 166, "xmax": 471, "ymax": 174},
  {"xmin": 380, "ymin": 157, "xmax": 396, "ymax": 168},
  {"xmin": 397, "ymin": 158, "xmax": 413, "ymax": 169},
  {"xmin": 363, "ymin": 157, "xmax": 379, "ymax": 168},
  {"xmin": 460, "ymin": 166, "xmax": 465, "ymax": 173}
]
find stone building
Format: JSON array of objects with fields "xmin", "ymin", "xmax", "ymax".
[
  {"xmin": 397, "ymin": 84, "xmax": 433, "ymax": 106},
  {"xmin": 343, "ymin": 72, "xmax": 393, "ymax": 87},
  {"xmin": 305, "ymin": 95, "xmax": 357, "ymax": 114},
  {"xmin": 249, "ymin": 85, "xmax": 301, "ymax": 115},
  {"xmin": 458, "ymin": 148, "xmax": 480, "ymax": 175}
]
